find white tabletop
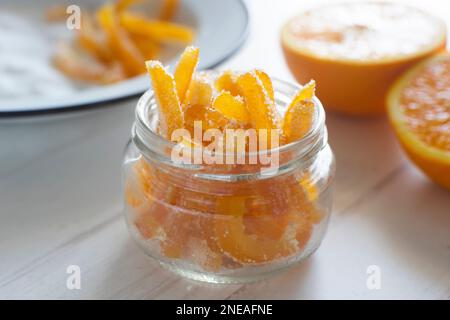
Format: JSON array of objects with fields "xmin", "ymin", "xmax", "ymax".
[{"xmin": 0, "ymin": 0, "xmax": 449, "ymax": 300}]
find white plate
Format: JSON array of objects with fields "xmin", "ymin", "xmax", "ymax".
[{"xmin": 0, "ymin": 0, "xmax": 248, "ymax": 114}]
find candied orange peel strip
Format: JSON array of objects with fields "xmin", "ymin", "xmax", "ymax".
[
  {"xmin": 53, "ymin": 42, "xmax": 125, "ymax": 84},
  {"xmin": 77, "ymin": 13, "xmax": 114, "ymax": 64},
  {"xmin": 131, "ymin": 34, "xmax": 160, "ymax": 60},
  {"xmin": 215, "ymin": 71, "xmax": 241, "ymax": 96},
  {"xmin": 237, "ymin": 71, "xmax": 282, "ymax": 131},
  {"xmin": 46, "ymin": 4, "xmax": 69, "ymax": 22},
  {"xmin": 146, "ymin": 61, "xmax": 184, "ymax": 138},
  {"xmin": 128, "ymin": 47, "xmax": 325, "ymax": 268},
  {"xmin": 282, "ymin": 80, "xmax": 316, "ymax": 143},
  {"xmin": 159, "ymin": 0, "xmax": 180, "ymax": 20},
  {"xmin": 97, "ymin": 4, "xmax": 145, "ymax": 76},
  {"xmin": 212, "ymin": 91, "xmax": 250, "ymax": 123},
  {"xmin": 289, "ymin": 79, "xmax": 316, "ymax": 107},
  {"xmin": 174, "ymin": 46, "xmax": 199, "ymax": 105},
  {"xmin": 185, "ymin": 75, "xmax": 213, "ymax": 107},
  {"xmin": 255, "ymin": 69, "xmax": 275, "ymax": 102},
  {"xmin": 120, "ymin": 11, "xmax": 194, "ymax": 44},
  {"xmin": 116, "ymin": 0, "xmax": 144, "ymax": 12}
]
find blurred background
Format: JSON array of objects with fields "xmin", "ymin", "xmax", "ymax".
[{"xmin": 0, "ymin": 0, "xmax": 449, "ymax": 299}]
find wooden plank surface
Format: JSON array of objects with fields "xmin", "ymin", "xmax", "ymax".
[{"xmin": 0, "ymin": 0, "xmax": 449, "ymax": 299}]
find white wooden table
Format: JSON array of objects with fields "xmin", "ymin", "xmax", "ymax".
[{"xmin": 0, "ymin": 0, "xmax": 449, "ymax": 300}]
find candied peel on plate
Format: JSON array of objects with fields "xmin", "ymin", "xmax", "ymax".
[{"xmin": 49, "ymin": 0, "xmax": 194, "ymax": 84}]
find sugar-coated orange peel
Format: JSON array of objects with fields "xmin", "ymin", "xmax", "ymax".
[
  {"xmin": 215, "ymin": 71, "xmax": 241, "ymax": 96},
  {"xmin": 255, "ymin": 69, "xmax": 275, "ymax": 102},
  {"xmin": 126, "ymin": 47, "xmax": 323, "ymax": 269},
  {"xmin": 282, "ymin": 80, "xmax": 316, "ymax": 143},
  {"xmin": 146, "ymin": 60, "xmax": 184, "ymax": 138},
  {"xmin": 120, "ymin": 11, "xmax": 194, "ymax": 45},
  {"xmin": 97, "ymin": 4, "xmax": 145, "ymax": 76},
  {"xmin": 212, "ymin": 91, "xmax": 250, "ymax": 123},
  {"xmin": 174, "ymin": 46, "xmax": 199, "ymax": 104},
  {"xmin": 185, "ymin": 75, "xmax": 213, "ymax": 107},
  {"xmin": 51, "ymin": 0, "xmax": 194, "ymax": 84},
  {"xmin": 53, "ymin": 42, "xmax": 125, "ymax": 84},
  {"xmin": 77, "ymin": 13, "xmax": 115, "ymax": 64},
  {"xmin": 237, "ymin": 71, "xmax": 282, "ymax": 131}
]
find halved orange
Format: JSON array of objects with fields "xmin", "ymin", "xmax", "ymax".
[
  {"xmin": 387, "ymin": 54, "xmax": 450, "ymax": 189},
  {"xmin": 281, "ymin": 2, "xmax": 447, "ymax": 116}
]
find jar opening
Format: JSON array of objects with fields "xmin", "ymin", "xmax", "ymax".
[{"xmin": 133, "ymin": 76, "xmax": 327, "ymax": 179}]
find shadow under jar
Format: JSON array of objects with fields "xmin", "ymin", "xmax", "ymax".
[{"xmin": 123, "ymin": 76, "xmax": 335, "ymax": 283}]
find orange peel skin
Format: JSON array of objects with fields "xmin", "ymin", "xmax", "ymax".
[
  {"xmin": 131, "ymin": 34, "xmax": 160, "ymax": 60},
  {"xmin": 120, "ymin": 11, "xmax": 194, "ymax": 45},
  {"xmin": 214, "ymin": 71, "xmax": 241, "ymax": 96},
  {"xmin": 387, "ymin": 54, "xmax": 450, "ymax": 189},
  {"xmin": 53, "ymin": 42, "xmax": 125, "ymax": 84},
  {"xmin": 159, "ymin": 0, "xmax": 180, "ymax": 21},
  {"xmin": 212, "ymin": 91, "xmax": 250, "ymax": 123},
  {"xmin": 146, "ymin": 61, "xmax": 184, "ymax": 138},
  {"xmin": 185, "ymin": 75, "xmax": 213, "ymax": 108},
  {"xmin": 128, "ymin": 48, "xmax": 326, "ymax": 270},
  {"xmin": 283, "ymin": 80, "xmax": 316, "ymax": 143},
  {"xmin": 237, "ymin": 71, "xmax": 282, "ymax": 131},
  {"xmin": 174, "ymin": 46, "xmax": 200, "ymax": 104},
  {"xmin": 281, "ymin": 2, "xmax": 447, "ymax": 116},
  {"xmin": 116, "ymin": 0, "xmax": 144, "ymax": 12},
  {"xmin": 77, "ymin": 13, "xmax": 114, "ymax": 64},
  {"xmin": 255, "ymin": 69, "xmax": 275, "ymax": 102},
  {"xmin": 97, "ymin": 4, "xmax": 145, "ymax": 76}
]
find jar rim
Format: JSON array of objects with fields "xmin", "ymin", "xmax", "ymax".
[{"xmin": 133, "ymin": 74, "xmax": 327, "ymax": 172}]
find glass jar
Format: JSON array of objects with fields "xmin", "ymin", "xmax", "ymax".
[{"xmin": 122, "ymin": 76, "xmax": 335, "ymax": 283}]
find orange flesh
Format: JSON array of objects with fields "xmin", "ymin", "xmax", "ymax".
[
  {"xmin": 399, "ymin": 59, "xmax": 450, "ymax": 151},
  {"xmin": 284, "ymin": 2, "xmax": 445, "ymax": 62},
  {"xmin": 281, "ymin": 2, "xmax": 447, "ymax": 116},
  {"xmin": 126, "ymin": 48, "xmax": 323, "ymax": 268}
]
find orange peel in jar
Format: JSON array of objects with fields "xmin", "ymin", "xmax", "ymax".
[
  {"xmin": 125, "ymin": 46, "xmax": 326, "ymax": 268},
  {"xmin": 237, "ymin": 71, "xmax": 282, "ymax": 131},
  {"xmin": 146, "ymin": 60, "xmax": 184, "ymax": 138},
  {"xmin": 212, "ymin": 91, "xmax": 250, "ymax": 124},
  {"xmin": 283, "ymin": 80, "xmax": 316, "ymax": 143},
  {"xmin": 215, "ymin": 70, "xmax": 242, "ymax": 96},
  {"xmin": 174, "ymin": 46, "xmax": 200, "ymax": 105},
  {"xmin": 185, "ymin": 75, "xmax": 213, "ymax": 107},
  {"xmin": 214, "ymin": 213, "xmax": 310, "ymax": 264},
  {"xmin": 254, "ymin": 69, "xmax": 275, "ymax": 102}
]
